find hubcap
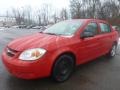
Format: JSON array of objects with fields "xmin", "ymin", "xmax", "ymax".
[
  {"xmin": 111, "ymin": 45, "xmax": 116, "ymax": 56},
  {"xmin": 55, "ymin": 59, "xmax": 73, "ymax": 81}
]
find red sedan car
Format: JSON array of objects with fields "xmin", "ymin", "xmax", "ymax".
[{"xmin": 2, "ymin": 19, "xmax": 119, "ymax": 82}]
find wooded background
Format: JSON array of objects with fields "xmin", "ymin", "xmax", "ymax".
[{"xmin": 5, "ymin": 0, "xmax": 120, "ymax": 26}]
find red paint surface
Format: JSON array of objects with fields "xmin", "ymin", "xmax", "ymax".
[{"xmin": 2, "ymin": 19, "xmax": 119, "ymax": 79}]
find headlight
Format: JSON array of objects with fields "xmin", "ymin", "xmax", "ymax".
[{"xmin": 19, "ymin": 48, "xmax": 46, "ymax": 61}]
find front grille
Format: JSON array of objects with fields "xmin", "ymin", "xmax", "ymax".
[
  {"xmin": 7, "ymin": 52, "xmax": 15, "ymax": 57},
  {"xmin": 6, "ymin": 47, "xmax": 18, "ymax": 57}
]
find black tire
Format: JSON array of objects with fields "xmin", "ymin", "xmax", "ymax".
[
  {"xmin": 52, "ymin": 55, "xmax": 75, "ymax": 82},
  {"xmin": 107, "ymin": 44, "xmax": 117, "ymax": 58}
]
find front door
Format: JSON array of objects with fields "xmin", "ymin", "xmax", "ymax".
[{"xmin": 78, "ymin": 22, "xmax": 102, "ymax": 64}]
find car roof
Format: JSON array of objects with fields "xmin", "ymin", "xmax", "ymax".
[{"xmin": 65, "ymin": 19, "xmax": 107, "ymax": 23}]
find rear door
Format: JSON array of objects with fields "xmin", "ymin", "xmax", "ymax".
[{"xmin": 98, "ymin": 22, "xmax": 113, "ymax": 54}]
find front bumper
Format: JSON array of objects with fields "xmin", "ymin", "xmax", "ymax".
[{"xmin": 2, "ymin": 51, "xmax": 52, "ymax": 79}]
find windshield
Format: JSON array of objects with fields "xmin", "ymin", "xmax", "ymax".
[{"xmin": 43, "ymin": 21, "xmax": 83, "ymax": 36}]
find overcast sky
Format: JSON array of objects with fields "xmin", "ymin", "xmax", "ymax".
[{"xmin": 0, "ymin": 0, "xmax": 70, "ymax": 15}]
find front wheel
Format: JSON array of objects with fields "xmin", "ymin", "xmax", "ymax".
[{"xmin": 51, "ymin": 55, "xmax": 74, "ymax": 82}]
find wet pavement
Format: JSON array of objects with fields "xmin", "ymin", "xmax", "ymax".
[{"xmin": 0, "ymin": 28, "xmax": 120, "ymax": 90}]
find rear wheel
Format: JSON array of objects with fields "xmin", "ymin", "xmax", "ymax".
[
  {"xmin": 52, "ymin": 55, "xmax": 74, "ymax": 82},
  {"xmin": 107, "ymin": 44, "xmax": 117, "ymax": 58}
]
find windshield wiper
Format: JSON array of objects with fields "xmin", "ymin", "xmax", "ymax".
[
  {"xmin": 39, "ymin": 31, "xmax": 43, "ymax": 33},
  {"xmin": 40, "ymin": 32, "xmax": 63, "ymax": 35},
  {"xmin": 44, "ymin": 32, "xmax": 58, "ymax": 35}
]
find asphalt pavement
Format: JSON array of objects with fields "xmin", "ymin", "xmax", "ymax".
[{"xmin": 0, "ymin": 28, "xmax": 120, "ymax": 90}]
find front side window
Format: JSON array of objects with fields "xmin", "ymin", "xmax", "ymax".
[
  {"xmin": 99, "ymin": 23, "xmax": 111, "ymax": 33},
  {"xmin": 43, "ymin": 21, "xmax": 83, "ymax": 36},
  {"xmin": 83, "ymin": 22, "xmax": 98, "ymax": 35}
]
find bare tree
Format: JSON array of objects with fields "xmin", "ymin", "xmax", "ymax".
[
  {"xmin": 5, "ymin": 10, "xmax": 9, "ymax": 22},
  {"xmin": 40, "ymin": 4, "xmax": 51, "ymax": 25},
  {"xmin": 70, "ymin": 0, "xmax": 83, "ymax": 19},
  {"xmin": 11, "ymin": 8, "xmax": 26, "ymax": 25},
  {"xmin": 36, "ymin": 10, "xmax": 42, "ymax": 25},
  {"xmin": 52, "ymin": 12, "xmax": 58, "ymax": 23},
  {"xmin": 60, "ymin": 8, "xmax": 68, "ymax": 20},
  {"xmin": 24, "ymin": 6, "xmax": 32, "ymax": 25},
  {"xmin": 5, "ymin": 0, "xmax": 120, "ymax": 26},
  {"xmin": 70, "ymin": 0, "xmax": 120, "ymax": 22},
  {"xmin": 70, "ymin": 0, "xmax": 100, "ymax": 18}
]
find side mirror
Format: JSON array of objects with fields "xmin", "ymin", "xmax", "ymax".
[{"xmin": 80, "ymin": 31, "xmax": 94, "ymax": 39}]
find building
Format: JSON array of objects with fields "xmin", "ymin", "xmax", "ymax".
[{"xmin": 0, "ymin": 16, "xmax": 16, "ymax": 27}]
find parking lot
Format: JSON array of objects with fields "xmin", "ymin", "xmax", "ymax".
[{"xmin": 0, "ymin": 28, "xmax": 120, "ymax": 90}]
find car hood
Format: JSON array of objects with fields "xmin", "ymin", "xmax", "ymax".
[{"xmin": 8, "ymin": 33, "xmax": 63, "ymax": 51}]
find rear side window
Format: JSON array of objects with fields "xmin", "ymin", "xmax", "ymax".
[
  {"xmin": 99, "ymin": 23, "xmax": 111, "ymax": 33},
  {"xmin": 84, "ymin": 22, "xmax": 98, "ymax": 35}
]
